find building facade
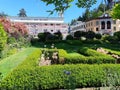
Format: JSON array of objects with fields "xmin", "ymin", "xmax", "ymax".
[
  {"xmin": 70, "ymin": 14, "xmax": 120, "ymax": 36},
  {"xmin": 70, "ymin": 21, "xmax": 86, "ymax": 36},
  {"xmin": 86, "ymin": 14, "xmax": 120, "ymax": 35},
  {"xmin": 7, "ymin": 16, "xmax": 68, "ymax": 39}
]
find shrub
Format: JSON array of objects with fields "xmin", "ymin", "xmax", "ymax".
[
  {"xmin": 77, "ymin": 47, "xmax": 116, "ymax": 64},
  {"xmin": 7, "ymin": 37, "xmax": 16, "ymax": 44},
  {"xmin": 0, "ymin": 64, "xmax": 120, "ymax": 90},
  {"xmin": 65, "ymin": 53, "xmax": 86, "ymax": 64},
  {"xmin": 0, "ymin": 24, "xmax": 7, "ymax": 52},
  {"xmin": 114, "ymin": 31, "xmax": 120, "ymax": 41},
  {"xmin": 58, "ymin": 48, "xmax": 116, "ymax": 64},
  {"xmin": 101, "ymin": 35, "xmax": 118, "ymax": 44},
  {"xmin": 65, "ymin": 40, "xmax": 83, "ymax": 45},
  {"xmin": 85, "ymin": 31, "xmax": 95, "ymax": 40},
  {"xmin": 38, "ymin": 33, "xmax": 45, "ymax": 41},
  {"xmin": 66, "ymin": 35, "xmax": 74, "ymax": 40},
  {"xmin": 54, "ymin": 31, "xmax": 63, "ymax": 40},
  {"xmin": 82, "ymin": 39, "xmax": 102, "ymax": 44},
  {"xmin": 95, "ymin": 33, "xmax": 102, "ymax": 39},
  {"xmin": 74, "ymin": 31, "xmax": 87, "ymax": 39}
]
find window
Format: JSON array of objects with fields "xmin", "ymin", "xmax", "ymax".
[
  {"xmin": 56, "ymin": 24, "xmax": 60, "ymax": 26},
  {"xmin": 107, "ymin": 21, "xmax": 111, "ymax": 29},
  {"xmin": 96, "ymin": 28, "xmax": 99, "ymax": 31},
  {"xmin": 51, "ymin": 24, "xmax": 53, "ymax": 26},
  {"xmin": 44, "ymin": 29, "xmax": 47, "ymax": 32},
  {"xmin": 113, "ymin": 20, "xmax": 116, "ymax": 24},
  {"xmin": 51, "ymin": 30, "xmax": 53, "ymax": 32},
  {"xmin": 96, "ymin": 21, "xmax": 99, "ymax": 26},
  {"xmin": 91, "ymin": 22, "xmax": 93, "ymax": 26},
  {"xmin": 89, "ymin": 23, "xmax": 90, "ymax": 26},
  {"xmin": 113, "ymin": 27, "xmax": 116, "ymax": 31},
  {"xmin": 101, "ymin": 21, "xmax": 105, "ymax": 29}
]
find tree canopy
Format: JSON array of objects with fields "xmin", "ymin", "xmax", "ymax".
[
  {"xmin": 111, "ymin": 4, "xmax": 120, "ymax": 19},
  {"xmin": 18, "ymin": 8, "xmax": 27, "ymax": 17},
  {"xmin": 0, "ymin": 18, "xmax": 28, "ymax": 39},
  {"xmin": 41, "ymin": 0, "xmax": 97, "ymax": 14}
]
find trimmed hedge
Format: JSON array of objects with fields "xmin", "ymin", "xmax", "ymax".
[
  {"xmin": 65, "ymin": 40, "xmax": 83, "ymax": 45},
  {"xmin": 77, "ymin": 47, "xmax": 116, "ymax": 64},
  {"xmin": 59, "ymin": 48, "xmax": 116, "ymax": 64},
  {"xmin": 103, "ymin": 48, "xmax": 120, "ymax": 56},
  {"xmin": 0, "ymin": 64, "xmax": 120, "ymax": 90}
]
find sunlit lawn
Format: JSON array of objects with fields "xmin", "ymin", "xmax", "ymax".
[{"xmin": 0, "ymin": 47, "xmax": 37, "ymax": 78}]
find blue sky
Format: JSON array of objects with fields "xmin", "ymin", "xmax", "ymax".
[{"xmin": 0, "ymin": 0, "xmax": 102, "ymax": 23}]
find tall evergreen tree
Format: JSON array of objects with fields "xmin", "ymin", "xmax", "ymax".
[
  {"xmin": 0, "ymin": 12, "xmax": 8, "ymax": 17},
  {"xmin": 18, "ymin": 8, "xmax": 27, "ymax": 17}
]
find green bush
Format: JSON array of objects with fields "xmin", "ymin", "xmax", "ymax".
[
  {"xmin": 101, "ymin": 35, "xmax": 118, "ymax": 44},
  {"xmin": 7, "ymin": 37, "xmax": 16, "ymax": 44},
  {"xmin": 114, "ymin": 31, "xmax": 120, "ymax": 41},
  {"xmin": 95, "ymin": 33, "xmax": 102, "ymax": 39},
  {"xmin": 65, "ymin": 40, "xmax": 83, "ymax": 45},
  {"xmin": 7, "ymin": 48, "xmax": 18, "ymax": 56},
  {"xmin": 58, "ymin": 48, "xmax": 116, "ymax": 64},
  {"xmin": 0, "ymin": 24, "xmax": 7, "ymax": 52},
  {"xmin": 103, "ymin": 48, "xmax": 120, "ymax": 56},
  {"xmin": 0, "ymin": 64, "xmax": 120, "ymax": 90},
  {"xmin": 77, "ymin": 47, "xmax": 116, "ymax": 64},
  {"xmin": 66, "ymin": 35, "xmax": 74, "ymax": 40},
  {"xmin": 82, "ymin": 39, "xmax": 102, "ymax": 44},
  {"xmin": 85, "ymin": 31, "xmax": 95, "ymax": 40},
  {"xmin": 65, "ymin": 53, "xmax": 86, "ymax": 64}
]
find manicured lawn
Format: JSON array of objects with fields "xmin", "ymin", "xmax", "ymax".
[{"xmin": 0, "ymin": 47, "xmax": 38, "ymax": 78}]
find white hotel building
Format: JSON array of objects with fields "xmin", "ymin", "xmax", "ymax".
[
  {"xmin": 70, "ymin": 21, "xmax": 86, "ymax": 36},
  {"xmin": 7, "ymin": 16, "xmax": 68, "ymax": 39}
]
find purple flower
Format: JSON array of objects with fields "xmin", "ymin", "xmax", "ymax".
[{"xmin": 64, "ymin": 70, "xmax": 71, "ymax": 75}]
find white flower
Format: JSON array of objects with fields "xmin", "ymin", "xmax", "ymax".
[{"xmin": 44, "ymin": 45, "xmax": 46, "ymax": 48}]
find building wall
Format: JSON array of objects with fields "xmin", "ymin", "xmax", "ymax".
[
  {"xmin": 70, "ymin": 21, "xmax": 86, "ymax": 36},
  {"xmin": 86, "ymin": 17, "xmax": 120, "ymax": 35},
  {"xmin": 8, "ymin": 16, "xmax": 68, "ymax": 39},
  {"xmin": 86, "ymin": 19, "xmax": 99, "ymax": 32}
]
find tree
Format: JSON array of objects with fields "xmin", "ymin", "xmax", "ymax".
[
  {"xmin": 111, "ymin": 4, "xmax": 120, "ymax": 19},
  {"xmin": 0, "ymin": 24, "xmax": 7, "ymax": 52},
  {"xmin": 0, "ymin": 12, "xmax": 8, "ymax": 17},
  {"xmin": 95, "ymin": 33, "xmax": 102, "ymax": 39},
  {"xmin": 0, "ymin": 18, "xmax": 28, "ymax": 39},
  {"xmin": 54, "ymin": 31, "xmax": 63, "ymax": 40},
  {"xmin": 66, "ymin": 34, "xmax": 74, "ymax": 40},
  {"xmin": 74, "ymin": 31, "xmax": 86, "ymax": 39},
  {"xmin": 82, "ymin": 8, "xmax": 91, "ymax": 21},
  {"xmin": 70, "ymin": 19, "xmax": 76, "ymax": 25},
  {"xmin": 41, "ymin": 0, "xmax": 97, "ymax": 14},
  {"xmin": 76, "ymin": 3, "xmax": 107, "ymax": 22},
  {"xmin": 18, "ymin": 8, "xmax": 27, "ymax": 17},
  {"xmin": 85, "ymin": 31, "xmax": 95, "ymax": 40}
]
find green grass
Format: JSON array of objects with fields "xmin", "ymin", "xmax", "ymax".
[{"xmin": 0, "ymin": 47, "xmax": 38, "ymax": 78}]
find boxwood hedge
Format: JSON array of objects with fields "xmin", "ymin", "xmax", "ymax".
[
  {"xmin": 59, "ymin": 48, "xmax": 116, "ymax": 64},
  {"xmin": 0, "ymin": 64, "xmax": 120, "ymax": 90}
]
